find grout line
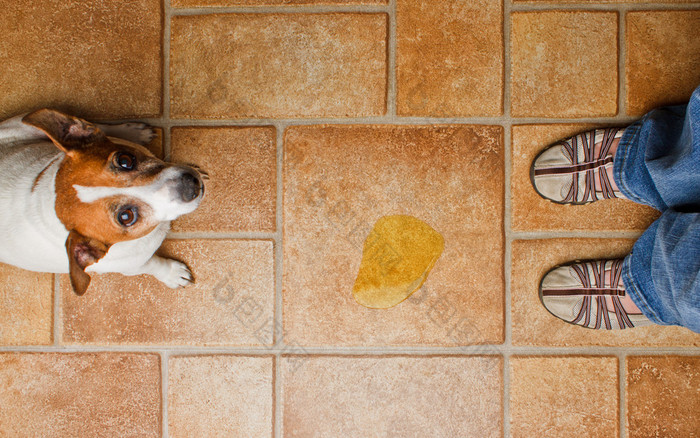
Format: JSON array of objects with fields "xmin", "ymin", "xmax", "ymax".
[
  {"xmin": 503, "ymin": 1, "xmax": 513, "ymax": 434},
  {"xmin": 274, "ymin": 122, "xmax": 285, "ymax": 438},
  {"xmin": 171, "ymin": 5, "xmax": 391, "ymax": 16},
  {"xmin": 3, "ymin": 345, "xmax": 698, "ymax": 355},
  {"xmin": 272, "ymin": 355, "xmax": 279, "ymax": 438},
  {"xmin": 510, "ymin": 230, "xmax": 646, "ymax": 239},
  {"xmin": 386, "ymin": 0, "xmax": 397, "ymax": 118},
  {"xmin": 142, "ymin": 115, "xmax": 643, "ymax": 126},
  {"xmin": 617, "ymin": 8, "xmax": 626, "ymax": 436},
  {"xmin": 52, "ymin": 275, "xmax": 60, "ymax": 347},
  {"xmin": 167, "ymin": 231, "xmax": 278, "ymax": 240},
  {"xmin": 162, "ymin": 2, "xmax": 172, "ymax": 437},
  {"xmin": 509, "ymin": 2, "xmax": 700, "ymax": 11},
  {"xmin": 161, "ymin": 350, "xmax": 169, "ymax": 438},
  {"xmin": 619, "ymin": 353, "xmax": 627, "ymax": 438},
  {"xmin": 619, "ymin": 6, "xmax": 628, "ymax": 118}
]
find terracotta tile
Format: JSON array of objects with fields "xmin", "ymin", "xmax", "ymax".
[
  {"xmin": 282, "ymin": 356, "xmax": 503, "ymax": 437},
  {"xmin": 626, "ymin": 11, "xmax": 700, "ymax": 116},
  {"xmin": 170, "ymin": 14, "xmax": 387, "ymax": 119},
  {"xmin": 511, "ymin": 239, "xmax": 700, "ymax": 346},
  {"xmin": 510, "ymin": 12, "xmax": 618, "ymax": 118},
  {"xmin": 174, "ymin": 0, "xmax": 386, "ymax": 5},
  {"xmin": 627, "ymin": 356, "xmax": 700, "ymax": 437},
  {"xmin": 170, "ymin": 127, "xmax": 277, "ymax": 233},
  {"xmin": 511, "ymin": 124, "xmax": 660, "ymax": 232},
  {"xmin": 0, "ymin": 264, "xmax": 52, "ymax": 346},
  {"xmin": 0, "ymin": 0, "xmax": 162, "ymax": 120},
  {"xmin": 168, "ymin": 355, "xmax": 273, "ymax": 437},
  {"xmin": 397, "ymin": 0, "xmax": 503, "ymax": 117},
  {"xmin": 61, "ymin": 239, "xmax": 274, "ymax": 346},
  {"xmin": 284, "ymin": 125, "xmax": 504, "ymax": 346},
  {"xmin": 0, "ymin": 353, "xmax": 160, "ymax": 437},
  {"xmin": 510, "ymin": 356, "xmax": 619, "ymax": 438}
]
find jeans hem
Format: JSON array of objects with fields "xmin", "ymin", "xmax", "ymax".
[
  {"xmin": 622, "ymin": 254, "xmax": 666, "ymax": 326},
  {"xmin": 613, "ymin": 122, "xmax": 649, "ymax": 206}
]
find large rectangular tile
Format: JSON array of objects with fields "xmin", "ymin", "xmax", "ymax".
[
  {"xmin": 169, "ymin": 355, "xmax": 274, "ymax": 437},
  {"xmin": 61, "ymin": 239, "xmax": 275, "ymax": 345},
  {"xmin": 0, "ymin": 0, "xmax": 162, "ymax": 120},
  {"xmin": 510, "ymin": 12, "xmax": 618, "ymax": 118},
  {"xmin": 511, "ymin": 124, "xmax": 659, "ymax": 232},
  {"xmin": 170, "ymin": 127, "xmax": 277, "ymax": 233},
  {"xmin": 282, "ymin": 356, "xmax": 503, "ymax": 437},
  {"xmin": 284, "ymin": 125, "xmax": 504, "ymax": 346},
  {"xmin": 511, "ymin": 239, "xmax": 700, "ymax": 347},
  {"xmin": 0, "ymin": 353, "xmax": 160, "ymax": 437},
  {"xmin": 626, "ymin": 11, "xmax": 700, "ymax": 116},
  {"xmin": 0, "ymin": 264, "xmax": 53, "ymax": 346},
  {"xmin": 170, "ymin": 14, "xmax": 387, "ymax": 119},
  {"xmin": 627, "ymin": 356, "xmax": 700, "ymax": 437},
  {"xmin": 397, "ymin": 0, "xmax": 503, "ymax": 117},
  {"xmin": 510, "ymin": 356, "xmax": 619, "ymax": 438}
]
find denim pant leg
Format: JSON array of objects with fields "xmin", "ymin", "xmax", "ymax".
[{"xmin": 613, "ymin": 85, "xmax": 700, "ymax": 332}]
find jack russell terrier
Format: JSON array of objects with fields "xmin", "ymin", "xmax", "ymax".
[{"xmin": 0, "ymin": 109, "xmax": 206, "ymax": 295}]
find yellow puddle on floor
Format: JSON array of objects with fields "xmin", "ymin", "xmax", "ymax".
[{"xmin": 352, "ymin": 215, "xmax": 444, "ymax": 309}]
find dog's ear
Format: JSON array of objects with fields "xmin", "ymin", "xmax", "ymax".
[
  {"xmin": 65, "ymin": 230, "xmax": 110, "ymax": 296},
  {"xmin": 22, "ymin": 109, "xmax": 105, "ymax": 155}
]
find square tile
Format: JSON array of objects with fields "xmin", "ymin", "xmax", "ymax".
[
  {"xmin": 168, "ymin": 355, "xmax": 274, "ymax": 437},
  {"xmin": 0, "ymin": 0, "xmax": 162, "ymax": 120},
  {"xmin": 626, "ymin": 11, "xmax": 700, "ymax": 116},
  {"xmin": 397, "ymin": 0, "xmax": 503, "ymax": 117},
  {"xmin": 0, "ymin": 353, "xmax": 160, "ymax": 437},
  {"xmin": 511, "ymin": 124, "xmax": 660, "ymax": 232},
  {"xmin": 0, "ymin": 264, "xmax": 53, "ymax": 346},
  {"xmin": 510, "ymin": 356, "xmax": 619, "ymax": 438},
  {"xmin": 282, "ymin": 356, "xmax": 503, "ymax": 437},
  {"xmin": 284, "ymin": 125, "xmax": 504, "ymax": 346},
  {"xmin": 173, "ymin": 0, "xmax": 386, "ymax": 5},
  {"xmin": 511, "ymin": 239, "xmax": 700, "ymax": 346},
  {"xmin": 627, "ymin": 356, "xmax": 700, "ymax": 437},
  {"xmin": 170, "ymin": 14, "xmax": 387, "ymax": 119},
  {"xmin": 170, "ymin": 127, "xmax": 277, "ymax": 233},
  {"xmin": 61, "ymin": 239, "xmax": 275, "ymax": 346},
  {"xmin": 510, "ymin": 12, "xmax": 618, "ymax": 118}
]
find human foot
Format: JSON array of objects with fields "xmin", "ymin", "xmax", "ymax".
[
  {"xmin": 539, "ymin": 259, "xmax": 653, "ymax": 330},
  {"xmin": 531, "ymin": 128, "xmax": 628, "ymax": 204}
]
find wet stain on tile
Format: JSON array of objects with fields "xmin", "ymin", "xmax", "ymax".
[{"xmin": 353, "ymin": 215, "xmax": 444, "ymax": 309}]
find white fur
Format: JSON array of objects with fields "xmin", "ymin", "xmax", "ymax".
[
  {"xmin": 0, "ymin": 114, "xmax": 194, "ymax": 288},
  {"xmin": 73, "ymin": 166, "xmax": 199, "ymax": 221}
]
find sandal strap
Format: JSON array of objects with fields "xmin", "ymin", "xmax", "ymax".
[
  {"xmin": 543, "ymin": 259, "xmax": 640, "ymax": 329},
  {"xmin": 534, "ymin": 128, "xmax": 624, "ymax": 203}
]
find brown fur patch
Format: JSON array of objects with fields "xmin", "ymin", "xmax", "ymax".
[{"xmin": 54, "ymin": 137, "xmax": 166, "ymax": 245}]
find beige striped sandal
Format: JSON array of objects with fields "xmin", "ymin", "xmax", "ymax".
[
  {"xmin": 531, "ymin": 128, "xmax": 625, "ymax": 204},
  {"xmin": 539, "ymin": 259, "xmax": 653, "ymax": 330}
]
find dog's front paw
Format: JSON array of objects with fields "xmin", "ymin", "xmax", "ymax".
[
  {"xmin": 121, "ymin": 122, "xmax": 157, "ymax": 146},
  {"xmin": 157, "ymin": 259, "xmax": 194, "ymax": 289},
  {"xmin": 100, "ymin": 122, "xmax": 156, "ymax": 146}
]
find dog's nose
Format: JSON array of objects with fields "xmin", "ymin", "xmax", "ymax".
[{"xmin": 179, "ymin": 171, "xmax": 202, "ymax": 202}]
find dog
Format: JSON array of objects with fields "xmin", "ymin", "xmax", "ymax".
[{"xmin": 0, "ymin": 109, "xmax": 205, "ymax": 295}]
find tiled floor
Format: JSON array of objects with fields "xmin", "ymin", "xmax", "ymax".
[{"xmin": 0, "ymin": 0, "xmax": 699, "ymax": 436}]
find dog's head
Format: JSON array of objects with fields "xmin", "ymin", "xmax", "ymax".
[{"xmin": 23, "ymin": 109, "xmax": 205, "ymax": 295}]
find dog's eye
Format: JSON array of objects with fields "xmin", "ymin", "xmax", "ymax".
[
  {"xmin": 114, "ymin": 152, "xmax": 136, "ymax": 171},
  {"xmin": 116, "ymin": 206, "xmax": 138, "ymax": 227}
]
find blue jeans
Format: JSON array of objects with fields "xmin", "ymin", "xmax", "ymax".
[{"xmin": 615, "ymin": 85, "xmax": 700, "ymax": 333}]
